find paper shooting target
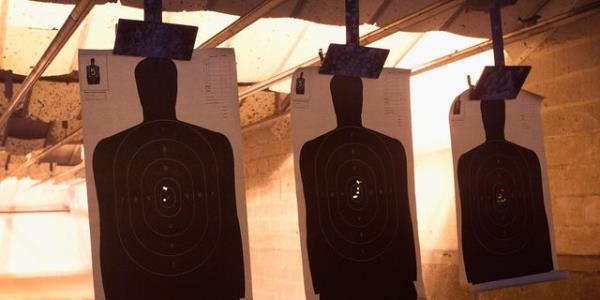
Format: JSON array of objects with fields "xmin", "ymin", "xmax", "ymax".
[
  {"xmin": 108, "ymin": 120, "xmax": 224, "ymax": 276},
  {"xmin": 459, "ymin": 142, "xmax": 542, "ymax": 256},
  {"xmin": 451, "ymin": 95, "xmax": 556, "ymax": 287},
  {"xmin": 83, "ymin": 56, "xmax": 246, "ymax": 299},
  {"xmin": 296, "ymin": 74, "xmax": 418, "ymax": 299}
]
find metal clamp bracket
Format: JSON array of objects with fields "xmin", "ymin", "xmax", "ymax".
[
  {"xmin": 319, "ymin": 0, "xmax": 389, "ymax": 79},
  {"xmin": 113, "ymin": 0, "xmax": 198, "ymax": 60},
  {"xmin": 470, "ymin": 1, "xmax": 531, "ymax": 100}
]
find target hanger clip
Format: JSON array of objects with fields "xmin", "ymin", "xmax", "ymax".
[
  {"xmin": 469, "ymin": 0, "xmax": 531, "ymax": 101},
  {"xmin": 319, "ymin": 0, "xmax": 389, "ymax": 79},
  {"xmin": 113, "ymin": 0, "xmax": 198, "ymax": 60}
]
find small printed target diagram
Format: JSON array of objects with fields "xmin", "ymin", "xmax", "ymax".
[
  {"xmin": 453, "ymin": 99, "xmax": 554, "ymax": 284},
  {"xmin": 90, "ymin": 57, "xmax": 244, "ymax": 299},
  {"xmin": 298, "ymin": 75, "xmax": 417, "ymax": 299}
]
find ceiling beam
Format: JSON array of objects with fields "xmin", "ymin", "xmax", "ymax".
[
  {"xmin": 368, "ymin": 0, "xmax": 393, "ymax": 24},
  {"xmin": 439, "ymin": 2, "xmax": 466, "ymax": 31},
  {"xmin": 398, "ymin": 3, "xmax": 467, "ymax": 67},
  {"xmin": 509, "ymin": 0, "xmax": 585, "ymax": 65},
  {"xmin": 390, "ymin": 3, "xmax": 467, "ymax": 67},
  {"xmin": 412, "ymin": 1, "xmax": 600, "ymax": 75},
  {"xmin": 199, "ymin": 0, "xmax": 290, "ymax": 48},
  {"xmin": 0, "ymin": 0, "xmax": 95, "ymax": 131},
  {"xmin": 391, "ymin": 33, "xmax": 425, "ymax": 67},
  {"xmin": 238, "ymin": 0, "xmax": 465, "ymax": 101}
]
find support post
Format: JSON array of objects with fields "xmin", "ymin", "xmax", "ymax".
[
  {"xmin": 490, "ymin": 3, "xmax": 505, "ymax": 66},
  {"xmin": 345, "ymin": 0, "xmax": 360, "ymax": 46},
  {"xmin": 145, "ymin": 0, "xmax": 162, "ymax": 23}
]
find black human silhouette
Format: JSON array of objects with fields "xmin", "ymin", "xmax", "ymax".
[
  {"xmin": 87, "ymin": 58, "xmax": 100, "ymax": 85},
  {"xmin": 92, "ymin": 58, "xmax": 245, "ymax": 299},
  {"xmin": 457, "ymin": 100, "xmax": 553, "ymax": 284},
  {"xmin": 299, "ymin": 75, "xmax": 417, "ymax": 299},
  {"xmin": 296, "ymin": 72, "xmax": 306, "ymax": 95}
]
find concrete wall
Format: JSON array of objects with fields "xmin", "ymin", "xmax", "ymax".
[
  {"xmin": 525, "ymin": 13, "xmax": 600, "ymax": 257},
  {"xmin": 241, "ymin": 14, "xmax": 600, "ymax": 300},
  {"xmin": 242, "ymin": 117, "xmax": 306, "ymax": 299}
]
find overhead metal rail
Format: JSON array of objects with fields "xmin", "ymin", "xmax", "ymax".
[{"xmin": 200, "ymin": 0, "xmax": 289, "ymax": 48}]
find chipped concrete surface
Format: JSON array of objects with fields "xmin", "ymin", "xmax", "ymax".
[
  {"xmin": 4, "ymin": 137, "xmax": 45, "ymax": 155},
  {"xmin": 28, "ymin": 82, "xmax": 80, "ymax": 122},
  {"xmin": 239, "ymin": 90, "xmax": 278, "ymax": 127},
  {"xmin": 0, "ymin": 80, "xmax": 81, "ymax": 180}
]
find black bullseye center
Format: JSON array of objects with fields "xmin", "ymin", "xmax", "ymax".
[
  {"xmin": 467, "ymin": 146, "xmax": 537, "ymax": 256},
  {"xmin": 151, "ymin": 177, "xmax": 183, "ymax": 217},
  {"xmin": 158, "ymin": 184, "xmax": 177, "ymax": 208},
  {"xmin": 347, "ymin": 177, "xmax": 365, "ymax": 205}
]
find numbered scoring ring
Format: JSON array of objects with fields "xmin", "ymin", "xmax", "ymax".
[
  {"xmin": 469, "ymin": 147, "xmax": 536, "ymax": 256},
  {"xmin": 113, "ymin": 121, "xmax": 222, "ymax": 276},
  {"xmin": 315, "ymin": 130, "xmax": 400, "ymax": 262}
]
